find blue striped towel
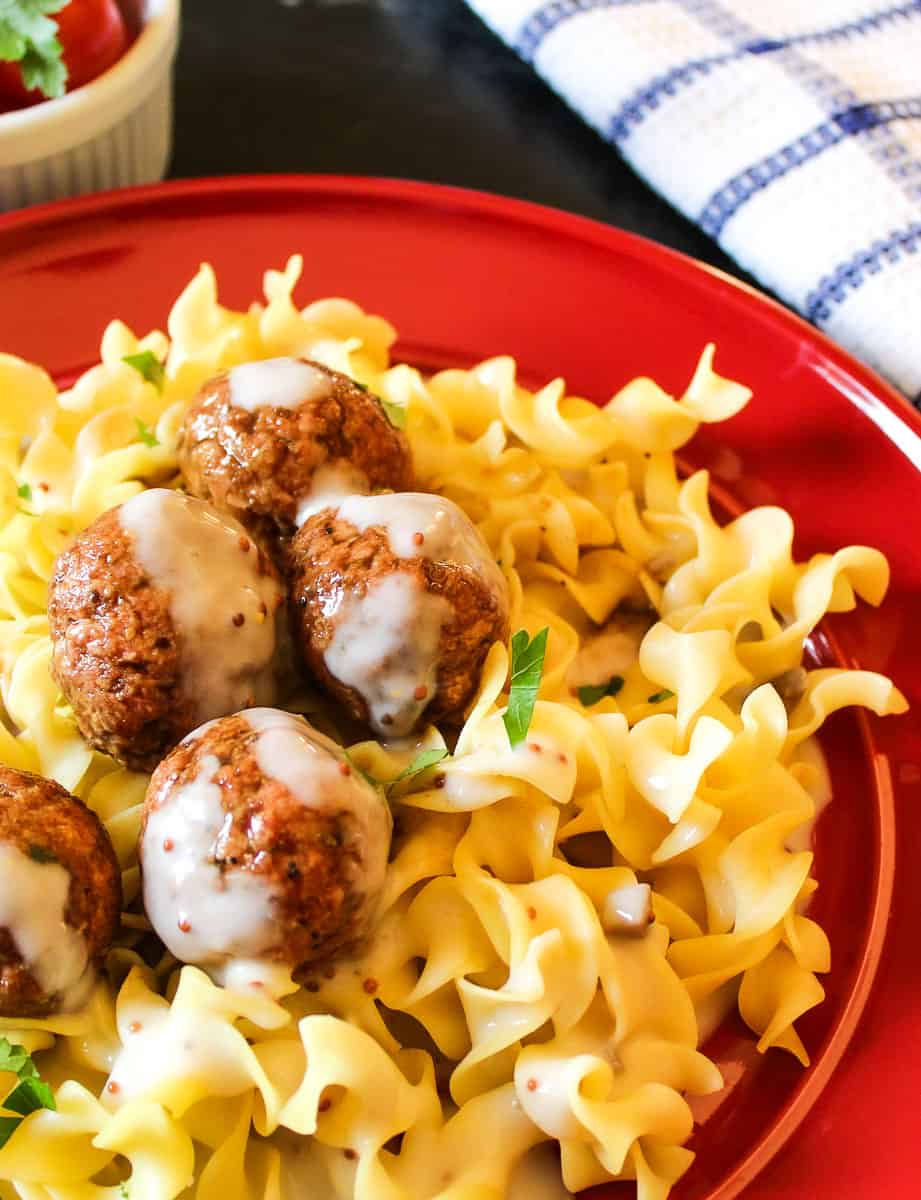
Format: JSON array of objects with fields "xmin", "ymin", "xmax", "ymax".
[{"xmin": 465, "ymin": 0, "xmax": 921, "ymax": 402}]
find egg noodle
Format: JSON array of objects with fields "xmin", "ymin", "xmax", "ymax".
[{"xmin": 0, "ymin": 258, "xmax": 907, "ymax": 1200}]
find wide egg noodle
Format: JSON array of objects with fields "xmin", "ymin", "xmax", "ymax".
[{"xmin": 0, "ymin": 257, "xmax": 907, "ymax": 1199}]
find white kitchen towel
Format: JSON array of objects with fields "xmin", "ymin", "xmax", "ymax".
[{"xmin": 466, "ymin": 0, "xmax": 921, "ymax": 402}]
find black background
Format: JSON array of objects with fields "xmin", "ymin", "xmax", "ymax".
[{"xmin": 171, "ymin": 0, "xmax": 748, "ymax": 283}]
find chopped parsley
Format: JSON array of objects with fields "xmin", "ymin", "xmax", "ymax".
[
  {"xmin": 0, "ymin": 1038, "xmax": 56, "ymax": 1148},
  {"xmin": 0, "ymin": 0, "xmax": 68, "ymax": 100},
  {"xmin": 388, "ymin": 748, "xmax": 449, "ymax": 790},
  {"xmin": 122, "ymin": 351, "xmax": 165, "ymax": 391},
  {"xmin": 577, "ymin": 676, "xmax": 625, "ymax": 707},
  {"xmin": 381, "ymin": 399, "xmax": 407, "ymax": 431},
  {"xmin": 134, "ymin": 418, "xmax": 160, "ymax": 449},
  {"xmin": 647, "ymin": 689, "xmax": 675, "ymax": 704},
  {"xmin": 27, "ymin": 844, "xmax": 57, "ymax": 864},
  {"xmin": 503, "ymin": 627, "xmax": 549, "ymax": 748},
  {"xmin": 16, "ymin": 482, "xmax": 31, "ymax": 501}
]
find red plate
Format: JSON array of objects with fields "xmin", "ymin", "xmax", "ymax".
[{"xmin": 0, "ymin": 177, "xmax": 918, "ymax": 1199}]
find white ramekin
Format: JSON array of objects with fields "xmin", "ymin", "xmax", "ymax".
[{"xmin": 0, "ymin": 0, "xmax": 180, "ymax": 212}]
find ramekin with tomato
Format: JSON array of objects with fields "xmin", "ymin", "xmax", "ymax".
[
  {"xmin": 0, "ymin": 0, "xmax": 179, "ymax": 210},
  {"xmin": 0, "ymin": 0, "xmax": 134, "ymax": 114}
]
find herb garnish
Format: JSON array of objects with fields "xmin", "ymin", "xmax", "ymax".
[
  {"xmin": 134, "ymin": 418, "xmax": 160, "ymax": 448},
  {"xmin": 503, "ymin": 627, "xmax": 549, "ymax": 748},
  {"xmin": 381, "ymin": 399, "xmax": 407, "ymax": 431},
  {"xmin": 0, "ymin": 1038, "xmax": 56, "ymax": 1149},
  {"xmin": 345, "ymin": 747, "xmax": 450, "ymax": 793},
  {"xmin": 0, "ymin": 1, "xmax": 68, "ymax": 100},
  {"xmin": 388, "ymin": 748, "xmax": 449, "ymax": 789},
  {"xmin": 27, "ymin": 844, "xmax": 57, "ymax": 864},
  {"xmin": 122, "ymin": 351, "xmax": 165, "ymax": 391},
  {"xmin": 16, "ymin": 482, "xmax": 31, "ymax": 501},
  {"xmin": 577, "ymin": 676, "xmax": 625, "ymax": 707},
  {"xmin": 647, "ymin": 689, "xmax": 675, "ymax": 704}
]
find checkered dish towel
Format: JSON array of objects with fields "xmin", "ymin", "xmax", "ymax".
[{"xmin": 465, "ymin": 0, "xmax": 921, "ymax": 401}]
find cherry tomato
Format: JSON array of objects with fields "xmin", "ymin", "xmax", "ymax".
[{"xmin": 0, "ymin": 0, "xmax": 129, "ymax": 112}]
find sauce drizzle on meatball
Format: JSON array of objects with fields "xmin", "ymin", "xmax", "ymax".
[
  {"xmin": 228, "ymin": 357, "xmax": 332, "ymax": 412},
  {"xmin": 119, "ymin": 489, "xmax": 283, "ymax": 725},
  {"xmin": 0, "ymin": 844, "xmax": 91, "ymax": 1011},
  {"xmin": 326, "ymin": 572, "xmax": 452, "ymax": 736}
]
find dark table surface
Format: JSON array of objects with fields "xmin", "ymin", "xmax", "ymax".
[{"xmin": 172, "ymin": 0, "xmax": 749, "ymax": 285}]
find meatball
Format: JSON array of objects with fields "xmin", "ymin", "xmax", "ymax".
[
  {"xmin": 287, "ymin": 493, "xmax": 510, "ymax": 737},
  {"xmin": 0, "ymin": 766, "xmax": 122, "ymax": 1017},
  {"xmin": 48, "ymin": 489, "xmax": 285, "ymax": 772},
  {"xmin": 177, "ymin": 357, "xmax": 414, "ymax": 546},
  {"xmin": 139, "ymin": 708, "xmax": 391, "ymax": 974}
]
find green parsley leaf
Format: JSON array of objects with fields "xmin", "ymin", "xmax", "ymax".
[
  {"xmin": 27, "ymin": 844, "xmax": 57, "ymax": 864},
  {"xmin": 0, "ymin": 1115, "xmax": 20, "ymax": 1150},
  {"xmin": 388, "ymin": 748, "xmax": 449, "ymax": 790},
  {"xmin": 119, "ymin": 1184, "xmax": 130, "ymax": 1200},
  {"xmin": 503, "ymin": 627, "xmax": 549, "ymax": 748},
  {"xmin": 134, "ymin": 418, "xmax": 160, "ymax": 449},
  {"xmin": 647, "ymin": 689, "xmax": 675, "ymax": 704},
  {"xmin": 577, "ymin": 676, "xmax": 625, "ymax": 707},
  {"xmin": 0, "ymin": 0, "xmax": 68, "ymax": 99},
  {"xmin": 3, "ymin": 1076, "xmax": 55, "ymax": 1116},
  {"xmin": 352, "ymin": 380, "xmax": 369, "ymax": 392},
  {"xmin": 122, "ymin": 351, "xmax": 165, "ymax": 391},
  {"xmin": 0, "ymin": 1038, "xmax": 35, "ymax": 1079},
  {"xmin": 381, "ymin": 399, "xmax": 407, "ymax": 431},
  {"xmin": 16, "ymin": 482, "xmax": 31, "ymax": 501},
  {"xmin": 0, "ymin": 1038, "xmax": 55, "ymax": 1147}
]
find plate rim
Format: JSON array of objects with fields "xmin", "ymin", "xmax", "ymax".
[{"xmin": 1, "ymin": 172, "xmax": 919, "ymax": 439}]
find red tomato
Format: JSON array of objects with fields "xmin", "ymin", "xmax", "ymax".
[{"xmin": 0, "ymin": 0, "xmax": 129, "ymax": 112}]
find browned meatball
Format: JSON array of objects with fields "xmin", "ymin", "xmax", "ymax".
[
  {"xmin": 0, "ymin": 766, "xmax": 122, "ymax": 1017},
  {"xmin": 286, "ymin": 493, "xmax": 510, "ymax": 737},
  {"xmin": 177, "ymin": 357, "xmax": 414, "ymax": 547},
  {"xmin": 139, "ymin": 709, "xmax": 391, "ymax": 975},
  {"xmin": 48, "ymin": 489, "xmax": 285, "ymax": 772}
]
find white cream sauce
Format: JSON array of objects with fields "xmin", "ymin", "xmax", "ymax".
[
  {"xmin": 0, "ymin": 842, "xmax": 91, "ymax": 1010},
  {"xmin": 106, "ymin": 998, "xmax": 255, "ymax": 1107},
  {"xmin": 337, "ymin": 492, "xmax": 507, "ymax": 602},
  {"xmin": 119, "ymin": 489, "xmax": 282, "ymax": 724},
  {"xmin": 785, "ymin": 736, "xmax": 833, "ymax": 854},
  {"xmin": 141, "ymin": 752, "xmax": 278, "ymax": 965},
  {"xmin": 295, "ymin": 461, "xmax": 370, "ymax": 527},
  {"xmin": 601, "ymin": 883, "xmax": 652, "ymax": 935},
  {"xmin": 325, "ymin": 572, "xmax": 452, "ymax": 737},
  {"xmin": 227, "ymin": 357, "xmax": 332, "ymax": 412}
]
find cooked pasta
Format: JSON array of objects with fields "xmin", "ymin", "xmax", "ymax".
[{"xmin": 0, "ymin": 257, "xmax": 907, "ymax": 1199}]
